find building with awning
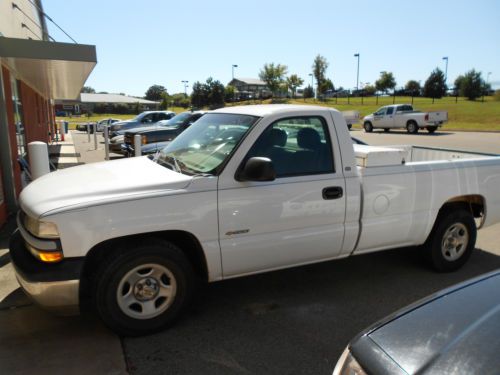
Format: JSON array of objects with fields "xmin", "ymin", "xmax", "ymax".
[
  {"xmin": 55, "ymin": 93, "xmax": 159, "ymax": 115},
  {"xmin": 0, "ymin": 0, "xmax": 97, "ymax": 227}
]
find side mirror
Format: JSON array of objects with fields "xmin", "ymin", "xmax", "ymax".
[{"xmin": 237, "ymin": 157, "xmax": 276, "ymax": 182}]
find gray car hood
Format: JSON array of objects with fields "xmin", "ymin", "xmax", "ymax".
[
  {"xmin": 366, "ymin": 272, "xmax": 500, "ymax": 374},
  {"xmin": 20, "ymin": 157, "xmax": 192, "ymax": 218}
]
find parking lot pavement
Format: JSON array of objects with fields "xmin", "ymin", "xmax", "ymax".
[
  {"xmin": 352, "ymin": 128, "xmax": 500, "ymax": 154},
  {"xmin": 124, "ymin": 248, "xmax": 500, "ymax": 375},
  {"xmin": 0, "ymin": 217, "xmax": 127, "ymax": 375}
]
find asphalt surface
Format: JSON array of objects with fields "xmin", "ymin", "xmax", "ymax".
[{"xmin": 3, "ymin": 129, "xmax": 499, "ymax": 375}]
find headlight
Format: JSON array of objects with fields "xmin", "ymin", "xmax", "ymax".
[
  {"xmin": 333, "ymin": 347, "xmax": 367, "ymax": 375},
  {"xmin": 23, "ymin": 213, "xmax": 60, "ymax": 239},
  {"xmin": 141, "ymin": 135, "xmax": 147, "ymax": 145}
]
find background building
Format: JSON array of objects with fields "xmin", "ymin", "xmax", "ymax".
[
  {"xmin": 0, "ymin": 0, "xmax": 96, "ymax": 227},
  {"xmin": 227, "ymin": 78, "xmax": 270, "ymax": 99},
  {"xmin": 55, "ymin": 93, "xmax": 159, "ymax": 115}
]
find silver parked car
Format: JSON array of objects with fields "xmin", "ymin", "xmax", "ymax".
[
  {"xmin": 334, "ymin": 270, "xmax": 500, "ymax": 375},
  {"xmin": 108, "ymin": 111, "xmax": 175, "ymax": 137}
]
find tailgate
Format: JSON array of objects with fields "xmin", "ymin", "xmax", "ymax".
[{"xmin": 427, "ymin": 111, "xmax": 448, "ymax": 123}]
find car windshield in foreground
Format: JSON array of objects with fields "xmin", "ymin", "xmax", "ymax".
[{"xmin": 156, "ymin": 113, "xmax": 259, "ymax": 175}]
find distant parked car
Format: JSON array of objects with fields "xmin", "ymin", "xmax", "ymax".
[
  {"xmin": 363, "ymin": 104, "xmax": 448, "ymax": 134},
  {"xmin": 333, "ymin": 270, "xmax": 500, "ymax": 375},
  {"xmin": 108, "ymin": 111, "xmax": 176, "ymax": 137},
  {"xmin": 122, "ymin": 111, "xmax": 207, "ymax": 156},
  {"xmin": 76, "ymin": 118, "xmax": 121, "ymax": 133}
]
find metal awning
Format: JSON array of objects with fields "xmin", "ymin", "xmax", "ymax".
[{"xmin": 0, "ymin": 37, "xmax": 96, "ymax": 99}]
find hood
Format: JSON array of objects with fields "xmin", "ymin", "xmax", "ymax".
[
  {"xmin": 123, "ymin": 124, "xmax": 166, "ymax": 135},
  {"xmin": 367, "ymin": 272, "xmax": 500, "ymax": 374},
  {"xmin": 20, "ymin": 157, "xmax": 192, "ymax": 218},
  {"xmin": 113, "ymin": 119, "xmax": 134, "ymax": 126}
]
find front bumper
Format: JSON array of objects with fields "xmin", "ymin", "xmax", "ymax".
[
  {"xmin": 109, "ymin": 142, "xmax": 125, "ymax": 154},
  {"xmin": 9, "ymin": 230, "xmax": 84, "ymax": 315}
]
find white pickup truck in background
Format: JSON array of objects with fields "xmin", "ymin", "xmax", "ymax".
[
  {"xmin": 10, "ymin": 104, "xmax": 500, "ymax": 336},
  {"xmin": 363, "ymin": 104, "xmax": 448, "ymax": 133}
]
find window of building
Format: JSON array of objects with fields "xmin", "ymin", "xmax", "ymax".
[{"xmin": 10, "ymin": 75, "xmax": 26, "ymax": 156}]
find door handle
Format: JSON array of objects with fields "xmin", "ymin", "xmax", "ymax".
[{"xmin": 322, "ymin": 186, "xmax": 343, "ymax": 200}]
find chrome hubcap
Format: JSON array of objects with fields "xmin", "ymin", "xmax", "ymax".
[
  {"xmin": 117, "ymin": 264, "xmax": 177, "ymax": 320},
  {"xmin": 441, "ymin": 223, "xmax": 469, "ymax": 261}
]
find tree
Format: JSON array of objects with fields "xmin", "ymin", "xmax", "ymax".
[
  {"xmin": 303, "ymin": 85, "xmax": 314, "ymax": 99},
  {"xmin": 191, "ymin": 78, "xmax": 225, "ymax": 108},
  {"xmin": 224, "ymin": 85, "xmax": 236, "ymax": 102},
  {"xmin": 312, "ymin": 54, "xmax": 329, "ymax": 95},
  {"xmin": 81, "ymin": 86, "xmax": 95, "ymax": 93},
  {"xmin": 97, "ymin": 91, "xmax": 109, "ymax": 94},
  {"xmin": 160, "ymin": 92, "xmax": 170, "ymax": 110},
  {"xmin": 206, "ymin": 78, "xmax": 225, "ymax": 108},
  {"xmin": 321, "ymin": 78, "xmax": 334, "ymax": 94},
  {"xmin": 455, "ymin": 69, "xmax": 484, "ymax": 100},
  {"xmin": 191, "ymin": 81, "xmax": 207, "ymax": 108},
  {"xmin": 363, "ymin": 84, "xmax": 376, "ymax": 96},
  {"xmin": 286, "ymin": 74, "xmax": 304, "ymax": 98},
  {"xmin": 375, "ymin": 72, "xmax": 396, "ymax": 93},
  {"xmin": 405, "ymin": 80, "xmax": 421, "ymax": 95},
  {"xmin": 144, "ymin": 84, "xmax": 167, "ymax": 101},
  {"xmin": 259, "ymin": 63, "xmax": 288, "ymax": 96},
  {"xmin": 423, "ymin": 68, "xmax": 447, "ymax": 99}
]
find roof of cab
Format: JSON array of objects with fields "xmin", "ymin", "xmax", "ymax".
[{"xmin": 212, "ymin": 104, "xmax": 340, "ymax": 117}]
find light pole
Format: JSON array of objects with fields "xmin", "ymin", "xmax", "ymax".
[
  {"xmin": 354, "ymin": 53, "xmax": 360, "ymax": 92},
  {"xmin": 309, "ymin": 73, "xmax": 314, "ymax": 100},
  {"xmin": 232, "ymin": 64, "xmax": 238, "ymax": 80},
  {"xmin": 181, "ymin": 80, "xmax": 188, "ymax": 97},
  {"xmin": 442, "ymin": 57, "xmax": 448, "ymax": 83}
]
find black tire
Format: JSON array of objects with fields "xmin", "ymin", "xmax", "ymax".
[
  {"xmin": 406, "ymin": 121, "xmax": 418, "ymax": 134},
  {"xmin": 424, "ymin": 206, "xmax": 476, "ymax": 272},
  {"xmin": 92, "ymin": 239, "xmax": 195, "ymax": 336},
  {"xmin": 347, "ymin": 124, "xmax": 352, "ymax": 131},
  {"xmin": 363, "ymin": 121, "xmax": 373, "ymax": 133},
  {"xmin": 384, "ymin": 128, "xmax": 390, "ymax": 133},
  {"xmin": 427, "ymin": 126, "xmax": 437, "ymax": 134}
]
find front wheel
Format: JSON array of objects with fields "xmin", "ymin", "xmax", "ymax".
[
  {"xmin": 424, "ymin": 207, "xmax": 476, "ymax": 272},
  {"xmin": 93, "ymin": 240, "xmax": 195, "ymax": 336},
  {"xmin": 363, "ymin": 121, "xmax": 373, "ymax": 133}
]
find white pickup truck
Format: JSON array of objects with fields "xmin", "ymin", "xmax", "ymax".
[
  {"xmin": 10, "ymin": 105, "xmax": 500, "ymax": 336},
  {"xmin": 363, "ymin": 104, "xmax": 448, "ymax": 133}
]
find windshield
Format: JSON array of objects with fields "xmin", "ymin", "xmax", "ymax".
[
  {"xmin": 160, "ymin": 112, "xmax": 192, "ymax": 127},
  {"xmin": 156, "ymin": 113, "xmax": 259, "ymax": 175}
]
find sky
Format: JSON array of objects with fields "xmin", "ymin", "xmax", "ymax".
[{"xmin": 43, "ymin": 0, "xmax": 500, "ymax": 97}]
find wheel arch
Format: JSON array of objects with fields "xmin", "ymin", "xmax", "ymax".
[
  {"xmin": 424, "ymin": 194, "xmax": 486, "ymax": 245},
  {"xmin": 79, "ymin": 230, "xmax": 209, "ymax": 309}
]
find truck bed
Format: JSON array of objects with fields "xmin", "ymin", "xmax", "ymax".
[{"xmin": 354, "ymin": 144, "xmax": 496, "ymax": 168}]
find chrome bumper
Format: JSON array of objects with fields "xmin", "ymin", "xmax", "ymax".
[{"xmin": 16, "ymin": 272, "xmax": 80, "ymax": 316}]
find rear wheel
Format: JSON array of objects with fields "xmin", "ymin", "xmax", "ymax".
[
  {"xmin": 92, "ymin": 240, "xmax": 195, "ymax": 336},
  {"xmin": 363, "ymin": 121, "xmax": 373, "ymax": 133},
  {"xmin": 406, "ymin": 121, "xmax": 418, "ymax": 134},
  {"xmin": 384, "ymin": 128, "xmax": 390, "ymax": 133},
  {"xmin": 427, "ymin": 126, "xmax": 437, "ymax": 133},
  {"xmin": 424, "ymin": 206, "xmax": 476, "ymax": 272}
]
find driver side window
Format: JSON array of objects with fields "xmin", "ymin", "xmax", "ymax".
[{"xmin": 246, "ymin": 116, "xmax": 334, "ymax": 177}]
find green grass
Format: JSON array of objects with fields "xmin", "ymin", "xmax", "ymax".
[
  {"xmin": 57, "ymin": 98, "xmax": 500, "ymax": 131},
  {"xmin": 286, "ymin": 96, "xmax": 500, "ymax": 131},
  {"xmin": 57, "ymin": 107, "xmax": 187, "ymax": 130}
]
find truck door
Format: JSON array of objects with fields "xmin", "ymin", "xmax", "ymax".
[
  {"xmin": 217, "ymin": 114, "xmax": 346, "ymax": 277},
  {"xmin": 381, "ymin": 106, "xmax": 395, "ymax": 128},
  {"xmin": 373, "ymin": 107, "xmax": 387, "ymax": 128}
]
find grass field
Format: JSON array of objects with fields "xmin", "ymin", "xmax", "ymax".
[
  {"xmin": 288, "ymin": 96, "xmax": 500, "ymax": 131},
  {"xmin": 58, "ymin": 98, "xmax": 500, "ymax": 131}
]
